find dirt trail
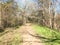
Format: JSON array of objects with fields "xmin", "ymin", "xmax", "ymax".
[{"xmin": 20, "ymin": 23, "xmax": 44, "ymax": 45}]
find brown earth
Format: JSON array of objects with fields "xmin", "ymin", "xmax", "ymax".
[
  {"xmin": 0, "ymin": 23, "xmax": 45, "ymax": 45},
  {"xmin": 20, "ymin": 23, "xmax": 45, "ymax": 45}
]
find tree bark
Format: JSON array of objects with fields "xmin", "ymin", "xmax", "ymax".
[{"xmin": 0, "ymin": 3, "xmax": 3, "ymax": 29}]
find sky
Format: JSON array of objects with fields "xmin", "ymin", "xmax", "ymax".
[
  {"xmin": 56, "ymin": 0, "xmax": 60, "ymax": 13},
  {"xmin": 1, "ymin": 0, "xmax": 60, "ymax": 13},
  {"xmin": 15, "ymin": 0, "xmax": 38, "ymax": 8},
  {"xmin": 15, "ymin": 0, "xmax": 60, "ymax": 13}
]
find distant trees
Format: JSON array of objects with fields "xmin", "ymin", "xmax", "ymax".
[
  {"xmin": 0, "ymin": 0, "xmax": 23, "ymax": 29},
  {"xmin": 0, "ymin": 0, "xmax": 60, "ymax": 30},
  {"xmin": 28, "ymin": 0, "xmax": 60, "ymax": 30},
  {"xmin": 19, "ymin": 0, "xmax": 39, "ymax": 25},
  {"xmin": 35, "ymin": 0, "xmax": 59, "ymax": 29}
]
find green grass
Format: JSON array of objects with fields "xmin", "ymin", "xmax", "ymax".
[
  {"xmin": 0, "ymin": 27, "xmax": 22, "ymax": 45},
  {"xmin": 32, "ymin": 24, "xmax": 60, "ymax": 45},
  {"xmin": 8, "ymin": 32, "xmax": 22, "ymax": 45}
]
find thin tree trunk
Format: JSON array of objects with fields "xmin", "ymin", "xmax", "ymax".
[
  {"xmin": 49, "ymin": 1, "xmax": 52, "ymax": 29},
  {"xmin": 0, "ymin": 3, "xmax": 3, "ymax": 29}
]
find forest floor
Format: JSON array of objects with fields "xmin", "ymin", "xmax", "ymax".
[
  {"xmin": 20, "ymin": 23, "xmax": 44, "ymax": 45},
  {"xmin": 0, "ymin": 26, "xmax": 21, "ymax": 45},
  {"xmin": 0, "ymin": 23, "xmax": 60, "ymax": 45},
  {"xmin": 0, "ymin": 23, "xmax": 44, "ymax": 45}
]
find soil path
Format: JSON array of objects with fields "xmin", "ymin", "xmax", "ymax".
[{"xmin": 20, "ymin": 23, "xmax": 44, "ymax": 45}]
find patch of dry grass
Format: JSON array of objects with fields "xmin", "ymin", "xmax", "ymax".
[{"xmin": 0, "ymin": 27, "xmax": 22, "ymax": 45}]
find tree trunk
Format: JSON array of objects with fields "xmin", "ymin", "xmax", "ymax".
[
  {"xmin": 0, "ymin": 3, "xmax": 3, "ymax": 29},
  {"xmin": 22, "ymin": 14, "xmax": 26, "ymax": 25}
]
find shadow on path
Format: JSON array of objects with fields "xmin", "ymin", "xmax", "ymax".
[{"xmin": 20, "ymin": 23, "xmax": 45, "ymax": 45}]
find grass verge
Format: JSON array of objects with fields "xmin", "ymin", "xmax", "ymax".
[
  {"xmin": 32, "ymin": 24, "xmax": 60, "ymax": 45},
  {"xmin": 0, "ymin": 27, "xmax": 22, "ymax": 45}
]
